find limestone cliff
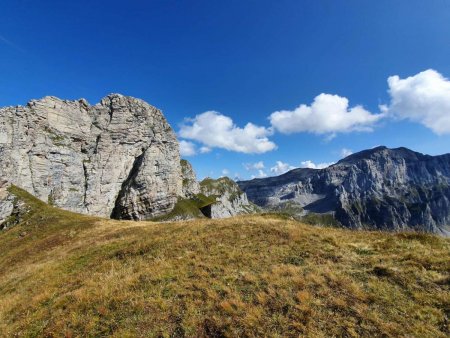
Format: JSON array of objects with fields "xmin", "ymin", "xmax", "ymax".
[
  {"xmin": 0, "ymin": 94, "xmax": 182, "ymax": 220},
  {"xmin": 238, "ymin": 147, "xmax": 450, "ymax": 235}
]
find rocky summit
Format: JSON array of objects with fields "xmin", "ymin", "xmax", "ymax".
[{"xmin": 238, "ymin": 146, "xmax": 450, "ymax": 235}]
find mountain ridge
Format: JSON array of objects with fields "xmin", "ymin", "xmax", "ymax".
[{"xmin": 238, "ymin": 146, "xmax": 450, "ymax": 235}]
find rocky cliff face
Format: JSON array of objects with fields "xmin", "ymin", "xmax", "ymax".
[
  {"xmin": 0, "ymin": 181, "xmax": 29, "ymax": 230},
  {"xmin": 238, "ymin": 147, "xmax": 450, "ymax": 235},
  {"xmin": 181, "ymin": 159, "xmax": 200, "ymax": 197},
  {"xmin": 0, "ymin": 94, "xmax": 182, "ymax": 220},
  {"xmin": 0, "ymin": 181, "xmax": 15, "ymax": 229},
  {"xmin": 200, "ymin": 177, "xmax": 259, "ymax": 218}
]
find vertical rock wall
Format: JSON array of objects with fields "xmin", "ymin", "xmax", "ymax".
[{"xmin": 0, "ymin": 94, "xmax": 182, "ymax": 220}]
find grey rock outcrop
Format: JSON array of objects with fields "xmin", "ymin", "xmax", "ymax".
[
  {"xmin": 0, "ymin": 94, "xmax": 182, "ymax": 220},
  {"xmin": 181, "ymin": 159, "xmax": 200, "ymax": 197},
  {"xmin": 238, "ymin": 147, "xmax": 450, "ymax": 235},
  {"xmin": 200, "ymin": 177, "xmax": 259, "ymax": 218},
  {"xmin": 0, "ymin": 181, "xmax": 29, "ymax": 230},
  {"xmin": 0, "ymin": 181, "xmax": 15, "ymax": 228}
]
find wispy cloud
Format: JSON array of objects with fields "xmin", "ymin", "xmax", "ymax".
[
  {"xmin": 179, "ymin": 140, "xmax": 197, "ymax": 157},
  {"xmin": 0, "ymin": 34, "xmax": 25, "ymax": 52},
  {"xmin": 300, "ymin": 160, "xmax": 334, "ymax": 169},
  {"xmin": 270, "ymin": 161, "xmax": 295, "ymax": 175}
]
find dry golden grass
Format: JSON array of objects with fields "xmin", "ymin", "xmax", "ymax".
[{"xmin": 0, "ymin": 187, "xmax": 449, "ymax": 337}]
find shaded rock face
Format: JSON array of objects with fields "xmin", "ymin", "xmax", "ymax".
[
  {"xmin": 0, "ymin": 94, "xmax": 182, "ymax": 220},
  {"xmin": 200, "ymin": 177, "xmax": 258, "ymax": 218},
  {"xmin": 0, "ymin": 181, "xmax": 29, "ymax": 230},
  {"xmin": 0, "ymin": 181, "xmax": 15, "ymax": 228},
  {"xmin": 238, "ymin": 147, "xmax": 450, "ymax": 235}
]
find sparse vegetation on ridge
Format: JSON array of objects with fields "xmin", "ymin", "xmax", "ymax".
[
  {"xmin": 0, "ymin": 186, "xmax": 449, "ymax": 337},
  {"xmin": 200, "ymin": 176, "xmax": 238, "ymax": 195},
  {"xmin": 151, "ymin": 194, "xmax": 217, "ymax": 221}
]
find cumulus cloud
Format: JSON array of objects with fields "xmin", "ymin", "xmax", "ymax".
[
  {"xmin": 244, "ymin": 161, "xmax": 265, "ymax": 171},
  {"xmin": 269, "ymin": 93, "xmax": 384, "ymax": 135},
  {"xmin": 300, "ymin": 160, "xmax": 334, "ymax": 169},
  {"xmin": 221, "ymin": 169, "xmax": 230, "ymax": 176},
  {"xmin": 270, "ymin": 161, "xmax": 296, "ymax": 175},
  {"xmin": 179, "ymin": 111, "xmax": 276, "ymax": 154},
  {"xmin": 179, "ymin": 140, "xmax": 196, "ymax": 156},
  {"xmin": 340, "ymin": 148, "xmax": 353, "ymax": 158},
  {"xmin": 251, "ymin": 170, "xmax": 268, "ymax": 179},
  {"xmin": 381, "ymin": 69, "xmax": 450, "ymax": 135}
]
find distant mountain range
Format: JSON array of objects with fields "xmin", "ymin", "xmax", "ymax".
[
  {"xmin": 1, "ymin": 95, "xmax": 449, "ymax": 235},
  {"xmin": 239, "ymin": 146, "xmax": 450, "ymax": 235}
]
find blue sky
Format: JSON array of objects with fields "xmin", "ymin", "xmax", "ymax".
[{"xmin": 1, "ymin": 1, "xmax": 450, "ymax": 179}]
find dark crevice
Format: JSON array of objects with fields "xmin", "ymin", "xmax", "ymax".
[
  {"xmin": 110, "ymin": 150, "xmax": 147, "ymax": 220},
  {"xmin": 108, "ymin": 100, "xmax": 114, "ymax": 124},
  {"xmin": 199, "ymin": 204, "xmax": 212, "ymax": 218},
  {"xmin": 82, "ymin": 160, "xmax": 89, "ymax": 211},
  {"xmin": 94, "ymin": 135, "xmax": 101, "ymax": 154}
]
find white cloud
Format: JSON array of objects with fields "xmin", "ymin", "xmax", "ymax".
[
  {"xmin": 270, "ymin": 161, "xmax": 296, "ymax": 175},
  {"xmin": 179, "ymin": 111, "xmax": 277, "ymax": 154},
  {"xmin": 381, "ymin": 69, "xmax": 450, "ymax": 135},
  {"xmin": 300, "ymin": 160, "xmax": 334, "ymax": 169},
  {"xmin": 222, "ymin": 169, "xmax": 230, "ymax": 176},
  {"xmin": 179, "ymin": 140, "xmax": 196, "ymax": 156},
  {"xmin": 244, "ymin": 161, "xmax": 265, "ymax": 171},
  {"xmin": 251, "ymin": 170, "xmax": 268, "ymax": 179},
  {"xmin": 340, "ymin": 148, "xmax": 353, "ymax": 158},
  {"xmin": 269, "ymin": 93, "xmax": 384, "ymax": 135},
  {"xmin": 200, "ymin": 146, "xmax": 211, "ymax": 154}
]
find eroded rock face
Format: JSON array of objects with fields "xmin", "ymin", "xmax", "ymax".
[
  {"xmin": 0, "ymin": 94, "xmax": 182, "ymax": 220},
  {"xmin": 200, "ymin": 177, "xmax": 259, "ymax": 218},
  {"xmin": 238, "ymin": 147, "xmax": 450, "ymax": 235},
  {"xmin": 0, "ymin": 181, "xmax": 29, "ymax": 230},
  {"xmin": 181, "ymin": 159, "xmax": 200, "ymax": 198},
  {"xmin": 0, "ymin": 181, "xmax": 14, "ymax": 229}
]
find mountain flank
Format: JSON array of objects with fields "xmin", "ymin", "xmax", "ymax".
[{"xmin": 239, "ymin": 146, "xmax": 450, "ymax": 235}]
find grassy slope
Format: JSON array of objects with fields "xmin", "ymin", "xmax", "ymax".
[{"xmin": 0, "ymin": 187, "xmax": 449, "ymax": 337}]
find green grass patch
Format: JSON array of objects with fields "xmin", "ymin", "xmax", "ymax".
[
  {"xmin": 151, "ymin": 194, "xmax": 217, "ymax": 221},
  {"xmin": 301, "ymin": 213, "xmax": 341, "ymax": 227}
]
